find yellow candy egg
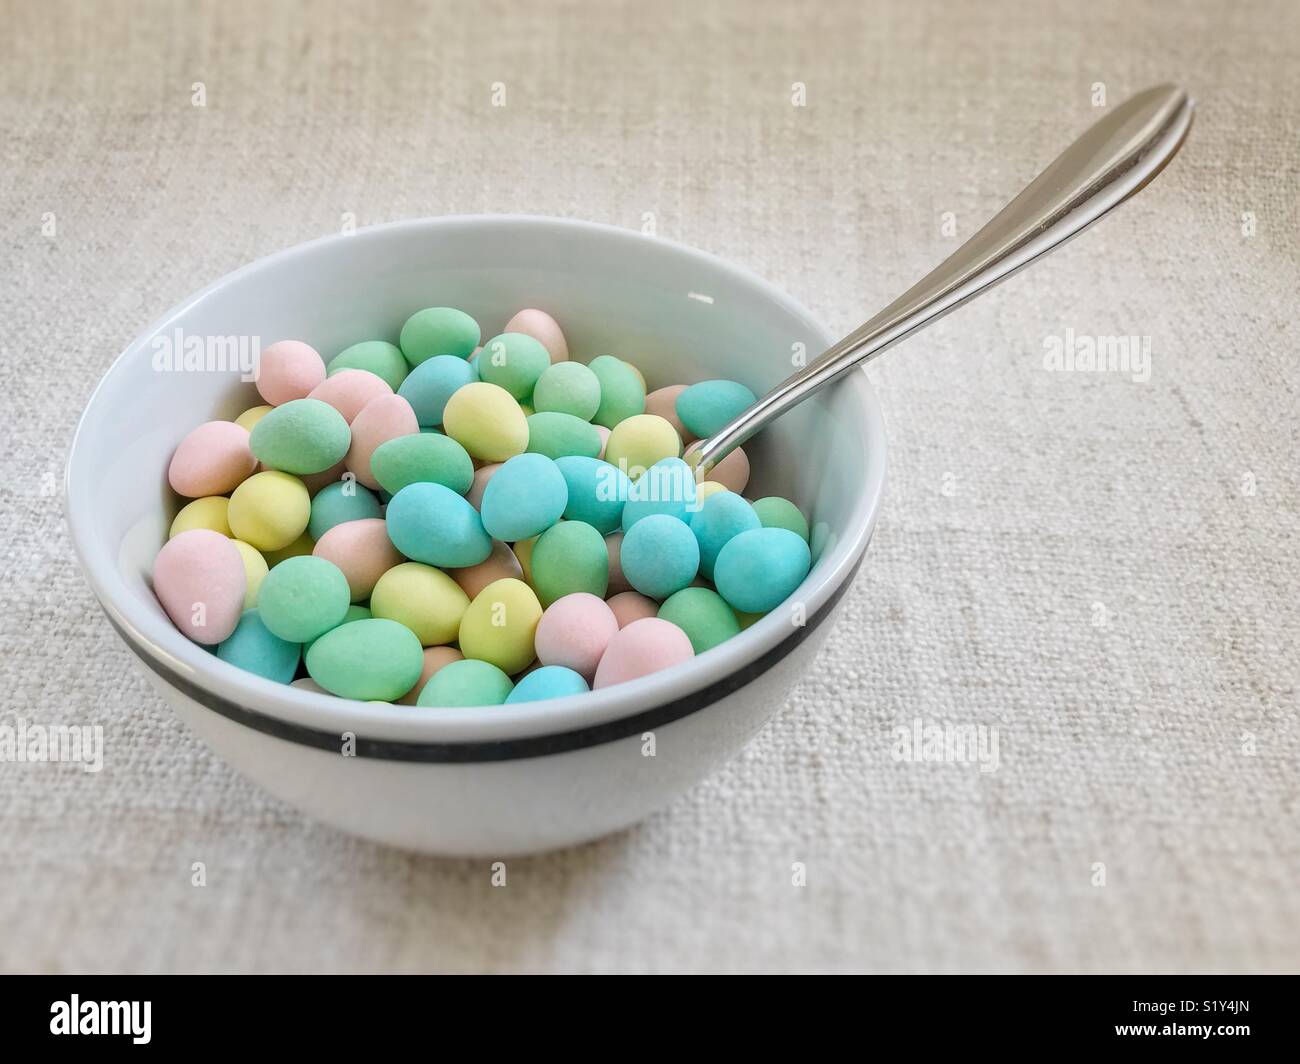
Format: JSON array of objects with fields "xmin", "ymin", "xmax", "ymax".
[
  {"xmin": 370, "ymin": 562, "xmax": 470, "ymax": 646},
  {"xmin": 513, "ymin": 536, "xmax": 538, "ymax": 582},
  {"xmin": 235, "ymin": 404, "xmax": 275, "ymax": 432},
  {"xmin": 262, "ymin": 530, "xmax": 315, "ymax": 566},
  {"xmin": 603, "ymin": 413, "xmax": 682, "ymax": 478},
  {"xmin": 231, "ymin": 539, "xmax": 269, "ymax": 608},
  {"xmin": 458, "ymin": 577, "xmax": 542, "ymax": 675},
  {"xmin": 442, "ymin": 381, "xmax": 529, "ymax": 462},
  {"xmin": 694, "ymin": 480, "xmax": 728, "ymax": 506},
  {"xmin": 228, "ymin": 470, "xmax": 310, "ymax": 551},
  {"xmin": 169, "ymin": 496, "xmax": 232, "ymax": 538}
]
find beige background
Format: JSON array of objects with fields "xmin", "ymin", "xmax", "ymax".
[{"xmin": 2, "ymin": 0, "xmax": 1297, "ymax": 972}]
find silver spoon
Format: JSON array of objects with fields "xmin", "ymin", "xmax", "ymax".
[{"xmin": 688, "ymin": 83, "xmax": 1194, "ymax": 476}]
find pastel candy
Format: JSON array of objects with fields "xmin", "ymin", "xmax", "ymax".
[
  {"xmin": 257, "ymin": 555, "xmax": 351, "ymax": 643},
  {"xmin": 329, "ymin": 340, "xmax": 409, "ymax": 391},
  {"xmin": 262, "ymin": 529, "xmax": 315, "ymax": 566},
  {"xmin": 397, "ymin": 354, "xmax": 479, "ymax": 427},
  {"xmin": 525, "ymin": 411, "xmax": 603, "ymax": 460},
  {"xmin": 466, "ymin": 462, "xmax": 500, "ymax": 509},
  {"xmin": 595, "ymin": 425, "xmax": 610, "ymax": 459},
  {"xmin": 529, "ymin": 520, "xmax": 609, "ymax": 606},
  {"xmin": 504, "ymin": 308, "xmax": 569, "ymax": 363},
  {"xmin": 752, "ymin": 496, "xmax": 809, "ymax": 541},
  {"xmin": 345, "ymin": 393, "xmax": 419, "ymax": 489},
  {"xmin": 371, "ymin": 432, "xmax": 474, "ymax": 495},
  {"xmin": 604, "ymin": 531, "xmax": 632, "ymax": 594},
  {"xmin": 619, "ymin": 513, "xmax": 700, "ymax": 600},
  {"xmin": 305, "ymin": 618, "xmax": 425, "ymax": 701},
  {"xmin": 479, "ymin": 453, "xmax": 568, "ymax": 541},
  {"xmin": 644, "ymin": 384, "xmax": 694, "ymax": 443},
  {"xmin": 417, "ymin": 658, "xmax": 514, "ymax": 707},
  {"xmin": 152, "ymin": 529, "xmax": 246, "ymax": 645},
  {"xmin": 235, "ymin": 405, "xmax": 274, "ymax": 432},
  {"xmin": 313, "ymin": 518, "xmax": 403, "ymax": 601},
  {"xmin": 708, "ymin": 445, "xmax": 750, "ymax": 495},
  {"xmin": 216, "ymin": 609, "xmax": 300, "ymax": 683},
  {"xmin": 478, "ymin": 332, "xmax": 551, "ymax": 401},
  {"xmin": 534, "ymin": 593, "xmax": 619, "ymax": 680},
  {"xmin": 458, "ymin": 578, "xmax": 542, "ymax": 675},
  {"xmin": 170, "ymin": 496, "xmax": 231, "ymax": 539},
  {"xmin": 603, "ymin": 413, "xmax": 681, "ymax": 479},
  {"xmin": 593, "ymin": 617, "xmax": 694, "ymax": 690},
  {"xmin": 300, "ymin": 459, "xmax": 350, "ymax": 496},
  {"xmin": 256, "ymin": 340, "xmax": 327, "ymax": 406},
  {"xmin": 620, "ymin": 457, "xmax": 698, "ymax": 530},
  {"xmin": 676, "ymin": 379, "xmax": 757, "ymax": 438},
  {"xmin": 555, "ymin": 456, "xmax": 629, "ymax": 534},
  {"xmin": 385, "ymin": 481, "xmax": 492, "ymax": 568},
  {"xmin": 249, "ymin": 398, "xmax": 351, "ymax": 475},
  {"xmin": 532, "ymin": 361, "xmax": 600, "ymax": 420},
  {"xmin": 228, "ymin": 470, "xmax": 310, "ymax": 551},
  {"xmin": 506, "ymin": 665, "xmax": 589, "ymax": 703},
  {"xmin": 694, "ymin": 481, "xmax": 727, "ymax": 506},
  {"xmin": 448, "ymin": 540, "xmax": 523, "ymax": 600},
  {"xmin": 399, "ymin": 307, "xmax": 481, "ymax": 366},
  {"xmin": 397, "ymin": 645, "xmax": 464, "ymax": 706},
  {"xmin": 588, "ymin": 355, "xmax": 646, "ymax": 429},
  {"xmin": 513, "ymin": 536, "xmax": 537, "ymax": 581},
  {"xmin": 606, "ymin": 590, "xmax": 659, "ymax": 628},
  {"xmin": 370, "ymin": 561, "xmax": 470, "ymax": 646},
  {"xmin": 231, "ymin": 539, "xmax": 268, "ymax": 607},
  {"xmin": 307, "ymin": 369, "xmax": 393, "ymax": 423},
  {"xmin": 688, "ymin": 490, "xmax": 760, "ymax": 579},
  {"xmin": 657, "ymin": 587, "xmax": 741, "ymax": 654},
  {"xmin": 308, "ymin": 480, "xmax": 382, "ymax": 541},
  {"xmin": 713, "ymin": 527, "xmax": 812, "ymax": 614},
  {"xmin": 168, "ymin": 420, "xmax": 256, "ymax": 497},
  {"xmin": 442, "ymin": 381, "xmax": 529, "ymax": 462}
]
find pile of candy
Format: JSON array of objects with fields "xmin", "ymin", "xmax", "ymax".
[{"xmin": 152, "ymin": 307, "xmax": 812, "ymax": 706}]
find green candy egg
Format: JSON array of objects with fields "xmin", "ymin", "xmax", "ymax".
[
  {"xmin": 588, "ymin": 355, "xmax": 646, "ymax": 429},
  {"xmin": 308, "ymin": 481, "xmax": 382, "ymax": 542},
  {"xmin": 532, "ymin": 361, "xmax": 601, "ymax": 421},
  {"xmin": 399, "ymin": 307, "xmax": 481, "ymax": 366},
  {"xmin": 751, "ymin": 496, "xmax": 810, "ymax": 541},
  {"xmin": 526, "ymin": 411, "xmax": 603, "ymax": 460},
  {"xmin": 329, "ymin": 340, "xmax": 409, "ymax": 390},
  {"xmin": 529, "ymin": 520, "xmax": 609, "ymax": 606},
  {"xmin": 249, "ymin": 398, "xmax": 351, "ymax": 475},
  {"xmin": 305, "ymin": 618, "xmax": 425, "ymax": 701},
  {"xmin": 478, "ymin": 333, "xmax": 551, "ymax": 401},
  {"xmin": 370, "ymin": 432, "xmax": 474, "ymax": 495},
  {"xmin": 657, "ymin": 587, "xmax": 741, "ymax": 654},
  {"xmin": 257, "ymin": 555, "xmax": 351, "ymax": 643},
  {"xmin": 417, "ymin": 658, "xmax": 514, "ymax": 708}
]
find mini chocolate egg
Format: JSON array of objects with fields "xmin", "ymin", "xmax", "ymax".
[
  {"xmin": 619, "ymin": 513, "xmax": 700, "ymax": 599},
  {"xmin": 169, "ymin": 496, "xmax": 232, "ymax": 539},
  {"xmin": 216, "ymin": 609, "xmax": 301, "ymax": 683},
  {"xmin": 235, "ymin": 405, "xmax": 274, "ymax": 432},
  {"xmin": 371, "ymin": 431, "xmax": 474, "ymax": 496},
  {"xmin": 467, "ymin": 462, "xmax": 501, "ymax": 509},
  {"xmin": 478, "ymin": 332, "xmax": 551, "ymax": 401},
  {"xmin": 644, "ymin": 384, "xmax": 695, "ymax": 443},
  {"xmin": 370, "ymin": 561, "xmax": 470, "ymax": 646},
  {"xmin": 588, "ymin": 355, "xmax": 646, "ymax": 429},
  {"xmin": 308, "ymin": 480, "xmax": 382, "ymax": 542},
  {"xmin": 620, "ymin": 457, "xmax": 698, "ymax": 529},
  {"xmin": 306, "ymin": 618, "xmax": 425, "ymax": 701},
  {"xmin": 604, "ymin": 531, "xmax": 632, "ymax": 594},
  {"xmin": 675, "ymin": 379, "xmax": 757, "ymax": 438},
  {"xmin": 152, "ymin": 529, "xmax": 247, "ymax": 645},
  {"xmin": 416, "ymin": 658, "xmax": 514, "ymax": 707},
  {"xmin": 228, "ymin": 470, "xmax": 310, "ymax": 552},
  {"xmin": 307, "ymin": 368, "xmax": 393, "ymax": 423},
  {"xmin": 329, "ymin": 340, "xmax": 410, "ymax": 391},
  {"xmin": 708, "ymin": 444, "xmax": 750, "ymax": 495},
  {"xmin": 312, "ymin": 517, "xmax": 403, "ymax": 601},
  {"xmin": 534, "ymin": 593, "xmax": 619, "ymax": 680},
  {"xmin": 479, "ymin": 453, "xmax": 568, "ymax": 542},
  {"xmin": 397, "ymin": 645, "xmax": 465, "ymax": 706},
  {"xmin": 713, "ymin": 527, "xmax": 812, "ymax": 614},
  {"xmin": 168, "ymin": 420, "xmax": 257, "ymax": 498},
  {"xmin": 603, "ymin": 414, "xmax": 681, "ymax": 478},
  {"xmin": 457, "ymin": 578, "xmax": 543, "ymax": 675},
  {"xmin": 256, "ymin": 340, "xmax": 327, "ymax": 406},
  {"xmin": 504, "ymin": 308, "xmax": 569, "ymax": 363},
  {"xmin": 448, "ymin": 540, "xmax": 524, "ymax": 600},
  {"xmin": 657, "ymin": 587, "xmax": 741, "ymax": 654},
  {"xmin": 532, "ymin": 361, "xmax": 600, "ymax": 421},
  {"xmin": 525, "ymin": 411, "xmax": 603, "ymax": 460},
  {"xmin": 751, "ymin": 496, "xmax": 810, "ymax": 541},
  {"xmin": 249, "ymin": 398, "xmax": 351, "ymax": 476},
  {"xmin": 593, "ymin": 617, "xmax": 694, "ymax": 689},
  {"xmin": 397, "ymin": 353, "xmax": 479, "ymax": 427},
  {"xmin": 442, "ymin": 381, "xmax": 529, "ymax": 462},
  {"xmin": 257, "ymin": 555, "xmax": 351, "ymax": 643},
  {"xmin": 385, "ymin": 481, "xmax": 492, "ymax": 568},
  {"xmin": 231, "ymin": 539, "xmax": 268, "ymax": 607},
  {"xmin": 688, "ymin": 490, "xmax": 760, "ymax": 579},
  {"xmin": 606, "ymin": 590, "xmax": 659, "ymax": 628},
  {"xmin": 345, "ymin": 393, "xmax": 419, "ymax": 489},
  {"xmin": 529, "ymin": 520, "xmax": 609, "ymax": 606},
  {"xmin": 506, "ymin": 665, "xmax": 589, "ymax": 703},
  {"xmin": 399, "ymin": 307, "xmax": 481, "ymax": 366},
  {"xmin": 555, "ymin": 456, "xmax": 630, "ymax": 534}
]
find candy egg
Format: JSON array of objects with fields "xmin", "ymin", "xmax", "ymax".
[
  {"xmin": 370, "ymin": 561, "xmax": 470, "ymax": 646},
  {"xmin": 216, "ymin": 609, "xmax": 301, "ymax": 683},
  {"xmin": 344, "ymin": 393, "xmax": 419, "ymax": 489},
  {"xmin": 385, "ymin": 481, "xmax": 491, "ymax": 567},
  {"xmin": 694, "ymin": 481, "xmax": 727, "ymax": 506},
  {"xmin": 504, "ymin": 308, "xmax": 569, "ymax": 363},
  {"xmin": 305, "ymin": 618, "xmax": 425, "ymax": 701},
  {"xmin": 751, "ymin": 496, "xmax": 809, "ymax": 541},
  {"xmin": 399, "ymin": 307, "xmax": 481, "ymax": 366},
  {"xmin": 657, "ymin": 587, "xmax": 741, "ymax": 654},
  {"xmin": 534, "ymin": 593, "xmax": 619, "ymax": 679},
  {"xmin": 329, "ymin": 340, "xmax": 409, "ymax": 391},
  {"xmin": 603, "ymin": 413, "xmax": 681, "ymax": 478},
  {"xmin": 644, "ymin": 384, "xmax": 694, "ymax": 443},
  {"xmin": 457, "ymin": 578, "xmax": 543, "ymax": 675},
  {"xmin": 604, "ymin": 531, "xmax": 631, "ymax": 594},
  {"xmin": 231, "ymin": 539, "xmax": 268, "ymax": 607},
  {"xmin": 371, "ymin": 432, "xmax": 474, "ymax": 495},
  {"xmin": 708, "ymin": 445, "xmax": 750, "ymax": 495},
  {"xmin": 152, "ymin": 529, "xmax": 247, "ymax": 644},
  {"xmin": 313, "ymin": 518, "xmax": 403, "ymax": 601},
  {"xmin": 466, "ymin": 462, "xmax": 501, "ymax": 509},
  {"xmin": 513, "ymin": 536, "xmax": 537, "ymax": 581},
  {"xmin": 307, "ymin": 479, "xmax": 382, "ymax": 541},
  {"xmin": 448, "ymin": 540, "xmax": 524, "ymax": 600},
  {"xmin": 593, "ymin": 617, "xmax": 694, "ymax": 690},
  {"xmin": 300, "ymin": 459, "xmax": 350, "ymax": 496},
  {"xmin": 307, "ymin": 368, "xmax": 393, "ymax": 423},
  {"xmin": 620, "ymin": 457, "xmax": 698, "ymax": 530},
  {"xmin": 688, "ymin": 490, "xmax": 760, "ymax": 579},
  {"xmin": 256, "ymin": 340, "xmax": 327, "ymax": 406},
  {"xmin": 619, "ymin": 513, "xmax": 700, "ymax": 600},
  {"xmin": 262, "ymin": 530, "xmax": 315, "ymax": 566},
  {"xmin": 168, "ymin": 420, "xmax": 257, "ymax": 497},
  {"xmin": 397, "ymin": 354, "xmax": 479, "ymax": 427},
  {"xmin": 235, "ymin": 405, "xmax": 274, "ymax": 432},
  {"xmin": 228, "ymin": 470, "xmax": 310, "ymax": 551},
  {"xmin": 477, "ymin": 332, "xmax": 551, "ymax": 401},
  {"xmin": 257, "ymin": 555, "xmax": 351, "ymax": 643},
  {"xmin": 606, "ymin": 590, "xmax": 659, "ymax": 628},
  {"xmin": 397, "ymin": 645, "xmax": 464, "ymax": 706},
  {"xmin": 442, "ymin": 381, "xmax": 529, "ymax": 462},
  {"xmin": 416, "ymin": 658, "xmax": 514, "ymax": 707},
  {"xmin": 525, "ymin": 411, "xmax": 603, "ymax": 460},
  {"xmin": 713, "ymin": 527, "xmax": 812, "ymax": 614},
  {"xmin": 529, "ymin": 520, "xmax": 609, "ymax": 606},
  {"xmin": 170, "ymin": 496, "xmax": 232, "ymax": 539},
  {"xmin": 532, "ymin": 361, "xmax": 600, "ymax": 421},
  {"xmin": 479, "ymin": 453, "xmax": 568, "ymax": 541},
  {"xmin": 588, "ymin": 355, "xmax": 646, "ymax": 428},
  {"xmin": 249, "ymin": 398, "xmax": 351, "ymax": 475},
  {"xmin": 675, "ymin": 379, "xmax": 757, "ymax": 438},
  {"xmin": 554, "ymin": 456, "xmax": 629, "ymax": 534},
  {"xmin": 506, "ymin": 665, "xmax": 589, "ymax": 703},
  {"xmin": 595, "ymin": 424, "xmax": 610, "ymax": 459}
]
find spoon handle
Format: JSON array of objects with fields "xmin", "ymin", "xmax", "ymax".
[{"xmin": 692, "ymin": 83, "xmax": 1194, "ymax": 473}]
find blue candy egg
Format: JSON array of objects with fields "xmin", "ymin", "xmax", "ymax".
[
  {"xmin": 308, "ymin": 480, "xmax": 382, "ymax": 541},
  {"xmin": 505, "ymin": 665, "xmax": 590, "ymax": 703},
  {"xmin": 479, "ymin": 453, "xmax": 568, "ymax": 541},
  {"xmin": 398, "ymin": 354, "xmax": 479, "ymax": 427},
  {"xmin": 385, "ymin": 481, "xmax": 492, "ymax": 567},
  {"xmin": 555, "ymin": 456, "xmax": 631, "ymax": 534},
  {"xmin": 216, "ymin": 609, "xmax": 301, "ymax": 683},
  {"xmin": 688, "ymin": 490, "xmax": 761, "ymax": 579},
  {"xmin": 620, "ymin": 513, "xmax": 700, "ymax": 600},
  {"xmin": 675, "ymin": 379, "xmax": 757, "ymax": 438},
  {"xmin": 713, "ymin": 527, "xmax": 811, "ymax": 614},
  {"xmin": 621, "ymin": 457, "xmax": 698, "ymax": 530}
]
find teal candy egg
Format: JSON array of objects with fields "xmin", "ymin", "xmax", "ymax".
[
  {"xmin": 506, "ymin": 665, "xmax": 589, "ymax": 703},
  {"xmin": 397, "ymin": 354, "xmax": 479, "ymax": 427},
  {"xmin": 417, "ymin": 658, "xmax": 514, "ymax": 707},
  {"xmin": 385, "ymin": 481, "xmax": 492, "ymax": 567},
  {"xmin": 479, "ymin": 453, "xmax": 568, "ymax": 541},
  {"xmin": 257, "ymin": 555, "xmax": 352, "ymax": 643},
  {"xmin": 554, "ymin": 456, "xmax": 630, "ymax": 534},
  {"xmin": 308, "ymin": 480, "xmax": 382, "ymax": 541},
  {"xmin": 620, "ymin": 457, "xmax": 698, "ymax": 530},
  {"xmin": 676, "ymin": 379, "xmax": 757, "ymax": 438},
  {"xmin": 620, "ymin": 513, "xmax": 700, "ymax": 600},
  {"xmin": 217, "ymin": 609, "xmax": 301, "ymax": 683},
  {"xmin": 249, "ymin": 398, "xmax": 351, "ymax": 475},
  {"xmin": 688, "ymin": 490, "xmax": 760, "ymax": 579},
  {"xmin": 713, "ymin": 527, "xmax": 812, "ymax": 614}
]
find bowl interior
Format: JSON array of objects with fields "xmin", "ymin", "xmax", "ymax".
[{"xmin": 68, "ymin": 216, "xmax": 883, "ymax": 741}]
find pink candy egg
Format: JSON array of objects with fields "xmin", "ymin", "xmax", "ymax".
[
  {"xmin": 593, "ymin": 617, "xmax": 694, "ymax": 690},
  {"xmin": 504, "ymin": 308, "xmax": 569, "ymax": 363},
  {"xmin": 152, "ymin": 529, "xmax": 246, "ymax": 644},
  {"xmin": 606, "ymin": 590, "xmax": 659, "ymax": 628},
  {"xmin": 345, "ymin": 394, "xmax": 418, "ymax": 489},
  {"xmin": 644, "ymin": 385, "xmax": 695, "ymax": 444},
  {"xmin": 709, "ymin": 444, "xmax": 750, "ymax": 494},
  {"xmin": 256, "ymin": 340, "xmax": 327, "ymax": 406},
  {"xmin": 313, "ymin": 518, "xmax": 402, "ymax": 601},
  {"xmin": 467, "ymin": 463, "xmax": 502, "ymax": 510},
  {"xmin": 307, "ymin": 369, "xmax": 393, "ymax": 423},
  {"xmin": 595, "ymin": 424, "xmax": 610, "ymax": 460},
  {"xmin": 300, "ymin": 459, "xmax": 350, "ymax": 496},
  {"xmin": 605, "ymin": 531, "xmax": 631, "ymax": 594},
  {"xmin": 448, "ymin": 540, "xmax": 523, "ymax": 600},
  {"xmin": 168, "ymin": 420, "xmax": 256, "ymax": 498},
  {"xmin": 398, "ymin": 645, "xmax": 464, "ymax": 706},
  {"xmin": 535, "ymin": 593, "xmax": 620, "ymax": 680}
]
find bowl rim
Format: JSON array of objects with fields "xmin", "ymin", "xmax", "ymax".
[{"xmin": 66, "ymin": 213, "xmax": 886, "ymax": 752}]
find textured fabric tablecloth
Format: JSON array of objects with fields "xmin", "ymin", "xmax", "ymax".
[{"xmin": 2, "ymin": 0, "xmax": 1296, "ymax": 973}]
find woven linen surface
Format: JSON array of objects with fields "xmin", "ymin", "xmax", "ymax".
[{"xmin": 1, "ymin": 0, "xmax": 1296, "ymax": 973}]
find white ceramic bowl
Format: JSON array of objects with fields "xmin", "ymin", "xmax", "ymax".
[{"xmin": 66, "ymin": 216, "xmax": 886, "ymax": 856}]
